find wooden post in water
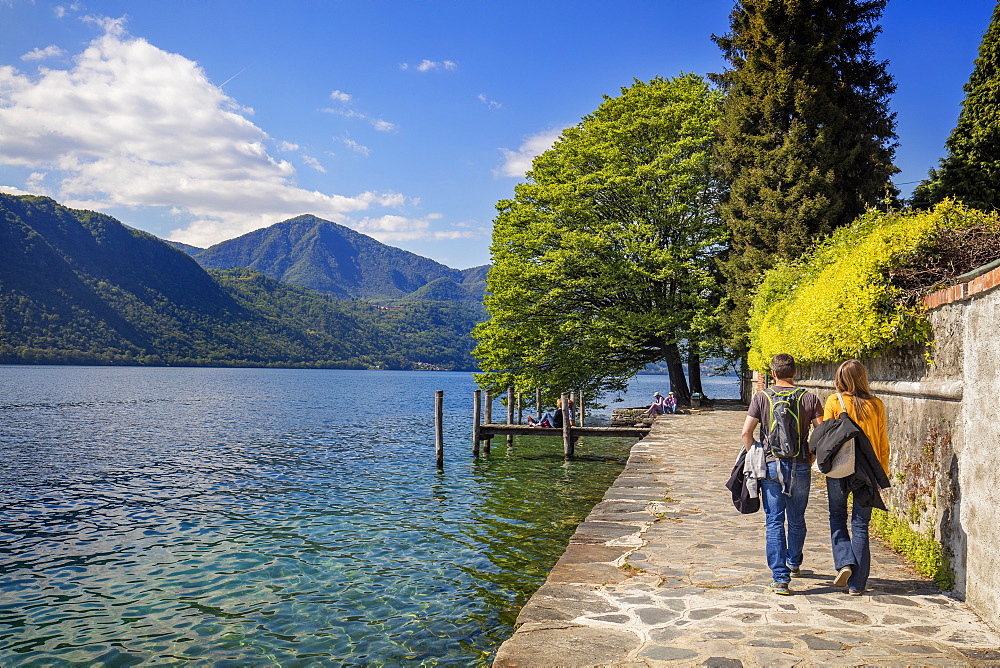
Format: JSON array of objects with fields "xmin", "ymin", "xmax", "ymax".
[
  {"xmin": 577, "ymin": 390, "xmax": 585, "ymax": 427},
  {"xmin": 506, "ymin": 386, "xmax": 514, "ymax": 447},
  {"xmin": 472, "ymin": 389, "xmax": 482, "ymax": 456},
  {"xmin": 561, "ymin": 392, "xmax": 573, "ymax": 458},
  {"xmin": 536, "ymin": 388, "xmax": 542, "ymax": 420},
  {"xmin": 435, "ymin": 390, "xmax": 444, "ymax": 468},
  {"xmin": 516, "ymin": 392, "xmax": 523, "ymax": 425},
  {"xmin": 484, "ymin": 389, "xmax": 493, "ymax": 454}
]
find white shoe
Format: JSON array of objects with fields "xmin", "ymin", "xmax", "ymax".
[{"xmin": 834, "ymin": 566, "xmax": 852, "ymax": 588}]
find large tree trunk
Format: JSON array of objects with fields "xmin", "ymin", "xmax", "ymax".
[
  {"xmin": 664, "ymin": 342, "xmax": 691, "ymax": 405},
  {"xmin": 740, "ymin": 356, "xmax": 752, "ymax": 404},
  {"xmin": 687, "ymin": 348, "xmax": 703, "ymax": 396}
]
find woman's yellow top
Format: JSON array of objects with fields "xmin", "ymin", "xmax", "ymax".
[{"xmin": 823, "ymin": 392, "xmax": 889, "ymax": 473}]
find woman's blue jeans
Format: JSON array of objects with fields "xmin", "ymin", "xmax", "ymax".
[
  {"xmin": 760, "ymin": 461, "xmax": 811, "ymax": 583},
  {"xmin": 826, "ymin": 476, "xmax": 873, "ymax": 591}
]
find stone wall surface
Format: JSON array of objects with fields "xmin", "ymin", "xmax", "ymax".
[
  {"xmin": 959, "ymin": 285, "xmax": 1000, "ymax": 628},
  {"xmin": 798, "ymin": 277, "xmax": 1000, "ymax": 631}
]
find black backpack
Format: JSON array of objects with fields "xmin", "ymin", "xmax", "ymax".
[{"xmin": 763, "ymin": 387, "xmax": 807, "ymax": 459}]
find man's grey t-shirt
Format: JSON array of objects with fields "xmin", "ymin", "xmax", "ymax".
[{"xmin": 747, "ymin": 388, "xmax": 823, "ymax": 464}]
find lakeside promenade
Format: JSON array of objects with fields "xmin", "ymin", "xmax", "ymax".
[{"xmin": 493, "ymin": 405, "xmax": 1000, "ymax": 666}]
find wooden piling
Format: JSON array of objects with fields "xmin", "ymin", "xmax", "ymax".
[
  {"xmin": 472, "ymin": 389, "xmax": 482, "ymax": 456},
  {"xmin": 435, "ymin": 390, "xmax": 444, "ymax": 468},
  {"xmin": 484, "ymin": 389, "xmax": 493, "ymax": 454},
  {"xmin": 561, "ymin": 392, "xmax": 573, "ymax": 458},
  {"xmin": 516, "ymin": 392, "xmax": 523, "ymax": 425},
  {"xmin": 506, "ymin": 386, "xmax": 514, "ymax": 447},
  {"xmin": 536, "ymin": 388, "xmax": 542, "ymax": 420}
]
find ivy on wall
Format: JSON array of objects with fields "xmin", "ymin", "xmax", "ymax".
[{"xmin": 747, "ymin": 201, "xmax": 1000, "ymax": 371}]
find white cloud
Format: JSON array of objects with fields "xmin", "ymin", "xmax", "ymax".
[
  {"xmin": 302, "ymin": 155, "xmax": 326, "ymax": 173},
  {"xmin": 341, "ymin": 138, "xmax": 371, "ymax": 157},
  {"xmin": 0, "ymin": 18, "xmax": 415, "ymax": 247},
  {"xmin": 495, "ymin": 129, "xmax": 562, "ymax": 178},
  {"xmin": 21, "ymin": 45, "xmax": 67, "ymax": 61},
  {"xmin": 322, "ymin": 106, "xmax": 396, "ymax": 132},
  {"xmin": 355, "ymin": 213, "xmax": 476, "ymax": 243},
  {"xmin": 330, "ymin": 89, "xmax": 351, "ymax": 102},
  {"xmin": 277, "ymin": 141, "xmax": 300, "ymax": 151},
  {"xmin": 0, "ymin": 185, "xmax": 37, "ymax": 196},
  {"xmin": 54, "ymin": 4, "xmax": 82, "ymax": 19},
  {"xmin": 478, "ymin": 93, "xmax": 502, "ymax": 110},
  {"xmin": 403, "ymin": 59, "xmax": 458, "ymax": 72}
]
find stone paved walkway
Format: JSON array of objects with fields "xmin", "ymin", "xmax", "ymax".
[{"xmin": 492, "ymin": 406, "xmax": 1000, "ymax": 667}]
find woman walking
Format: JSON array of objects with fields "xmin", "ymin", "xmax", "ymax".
[{"xmin": 823, "ymin": 359, "xmax": 890, "ymax": 595}]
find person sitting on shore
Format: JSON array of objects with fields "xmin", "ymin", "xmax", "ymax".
[
  {"xmin": 646, "ymin": 392, "xmax": 667, "ymax": 417},
  {"xmin": 527, "ymin": 398, "xmax": 574, "ymax": 428},
  {"xmin": 664, "ymin": 392, "xmax": 678, "ymax": 414}
]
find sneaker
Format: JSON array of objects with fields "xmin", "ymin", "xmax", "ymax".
[
  {"xmin": 848, "ymin": 588, "xmax": 865, "ymax": 596},
  {"xmin": 834, "ymin": 566, "xmax": 853, "ymax": 588},
  {"xmin": 788, "ymin": 564, "xmax": 801, "ymax": 577},
  {"xmin": 769, "ymin": 581, "xmax": 791, "ymax": 596}
]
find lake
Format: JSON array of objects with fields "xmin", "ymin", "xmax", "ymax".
[{"xmin": 0, "ymin": 366, "xmax": 739, "ymax": 665}]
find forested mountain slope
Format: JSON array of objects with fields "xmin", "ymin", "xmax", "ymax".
[
  {"xmin": 0, "ymin": 194, "xmax": 478, "ymax": 369},
  {"xmin": 193, "ymin": 214, "xmax": 486, "ymax": 302}
]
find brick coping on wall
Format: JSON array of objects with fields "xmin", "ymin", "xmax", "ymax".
[{"xmin": 924, "ymin": 262, "xmax": 1000, "ymax": 310}]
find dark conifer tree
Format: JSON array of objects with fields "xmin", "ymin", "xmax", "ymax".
[
  {"xmin": 912, "ymin": 2, "xmax": 1000, "ymax": 211},
  {"xmin": 711, "ymin": 0, "xmax": 898, "ymax": 358}
]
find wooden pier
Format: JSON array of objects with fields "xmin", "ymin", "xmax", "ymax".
[{"xmin": 476, "ymin": 424, "xmax": 651, "ymax": 439}]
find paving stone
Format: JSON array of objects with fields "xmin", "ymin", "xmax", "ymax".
[
  {"xmin": 819, "ymin": 607, "xmax": 871, "ymax": 624},
  {"xmin": 688, "ymin": 607, "xmax": 725, "ymax": 620},
  {"xmin": 635, "ymin": 606, "xmax": 679, "ymax": 625},
  {"xmin": 702, "ymin": 658, "xmax": 743, "ymax": 668},
  {"xmin": 638, "ymin": 645, "xmax": 699, "ymax": 661},
  {"xmin": 702, "ymin": 630, "xmax": 745, "ymax": 640},
  {"xmin": 959, "ymin": 648, "xmax": 1000, "ymax": 661},
  {"xmin": 801, "ymin": 634, "xmax": 845, "ymax": 651},
  {"xmin": 647, "ymin": 626, "xmax": 687, "ymax": 643},
  {"xmin": 588, "ymin": 614, "xmax": 630, "ymax": 624}
]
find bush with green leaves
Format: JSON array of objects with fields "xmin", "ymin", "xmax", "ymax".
[{"xmin": 748, "ymin": 201, "xmax": 999, "ymax": 371}]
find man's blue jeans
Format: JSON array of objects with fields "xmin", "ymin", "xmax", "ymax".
[
  {"xmin": 760, "ymin": 460, "xmax": 811, "ymax": 583},
  {"xmin": 826, "ymin": 476, "xmax": 873, "ymax": 591}
]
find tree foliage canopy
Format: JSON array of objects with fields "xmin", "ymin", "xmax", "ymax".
[
  {"xmin": 912, "ymin": 2, "xmax": 1000, "ymax": 211},
  {"xmin": 473, "ymin": 74, "xmax": 725, "ymax": 404},
  {"xmin": 711, "ymin": 0, "xmax": 898, "ymax": 353}
]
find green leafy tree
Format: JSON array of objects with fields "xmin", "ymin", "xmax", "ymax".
[
  {"xmin": 912, "ymin": 3, "xmax": 1000, "ymax": 211},
  {"xmin": 711, "ymin": 0, "xmax": 898, "ymax": 361},
  {"xmin": 473, "ymin": 74, "xmax": 725, "ymax": 405}
]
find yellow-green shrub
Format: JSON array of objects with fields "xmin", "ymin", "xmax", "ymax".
[{"xmin": 748, "ymin": 201, "xmax": 997, "ymax": 371}]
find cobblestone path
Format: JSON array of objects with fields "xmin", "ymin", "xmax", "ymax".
[{"xmin": 493, "ymin": 406, "xmax": 1000, "ymax": 667}]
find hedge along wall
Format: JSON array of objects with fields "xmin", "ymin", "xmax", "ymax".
[
  {"xmin": 747, "ymin": 202, "xmax": 1000, "ymax": 629},
  {"xmin": 747, "ymin": 201, "xmax": 998, "ymax": 372}
]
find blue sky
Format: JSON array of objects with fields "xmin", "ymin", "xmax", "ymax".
[{"xmin": 0, "ymin": 1, "xmax": 995, "ymax": 269}]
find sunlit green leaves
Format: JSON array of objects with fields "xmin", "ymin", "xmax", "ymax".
[{"xmin": 474, "ymin": 74, "xmax": 725, "ymax": 403}]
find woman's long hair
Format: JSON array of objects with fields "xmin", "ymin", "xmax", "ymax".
[{"xmin": 835, "ymin": 359, "xmax": 874, "ymax": 418}]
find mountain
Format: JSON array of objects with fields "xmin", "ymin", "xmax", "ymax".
[
  {"xmin": 165, "ymin": 240, "xmax": 204, "ymax": 255},
  {"xmin": 194, "ymin": 214, "xmax": 485, "ymax": 302},
  {"xmin": 0, "ymin": 195, "xmax": 477, "ymax": 369}
]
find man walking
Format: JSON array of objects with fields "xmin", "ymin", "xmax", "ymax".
[{"xmin": 741, "ymin": 353, "xmax": 823, "ymax": 594}]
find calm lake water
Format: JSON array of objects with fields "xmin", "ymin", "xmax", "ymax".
[{"xmin": 0, "ymin": 366, "xmax": 738, "ymax": 666}]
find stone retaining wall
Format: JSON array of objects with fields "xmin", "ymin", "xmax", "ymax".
[{"xmin": 793, "ymin": 265, "xmax": 1000, "ymax": 630}]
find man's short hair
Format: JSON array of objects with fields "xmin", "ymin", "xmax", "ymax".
[{"xmin": 771, "ymin": 353, "xmax": 796, "ymax": 380}]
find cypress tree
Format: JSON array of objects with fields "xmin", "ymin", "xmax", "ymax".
[
  {"xmin": 912, "ymin": 2, "xmax": 1000, "ymax": 211},
  {"xmin": 711, "ymin": 0, "xmax": 898, "ymax": 356}
]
